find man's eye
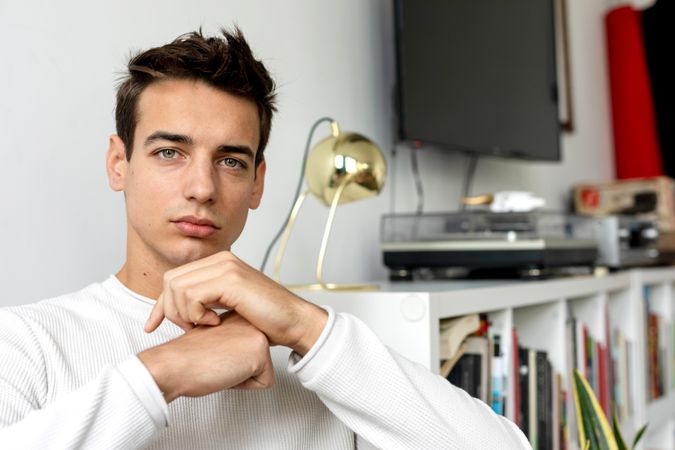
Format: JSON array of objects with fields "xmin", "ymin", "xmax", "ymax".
[
  {"xmin": 158, "ymin": 149, "xmax": 178, "ymax": 159},
  {"xmin": 221, "ymin": 158, "xmax": 242, "ymax": 168}
]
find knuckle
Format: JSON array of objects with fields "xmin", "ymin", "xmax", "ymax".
[
  {"xmin": 163, "ymin": 270, "xmax": 174, "ymax": 285},
  {"xmin": 251, "ymin": 331, "xmax": 269, "ymax": 352},
  {"xmin": 226, "ymin": 264, "xmax": 244, "ymax": 282},
  {"xmin": 190, "ymin": 306, "xmax": 207, "ymax": 323},
  {"xmin": 250, "ymin": 356, "xmax": 267, "ymax": 377},
  {"xmin": 257, "ymin": 373, "xmax": 275, "ymax": 390},
  {"xmin": 183, "ymin": 286, "xmax": 195, "ymax": 300},
  {"xmin": 167, "ymin": 278, "xmax": 179, "ymax": 291},
  {"xmin": 169, "ymin": 277, "xmax": 187, "ymax": 293},
  {"xmin": 217, "ymin": 250, "xmax": 231, "ymax": 262},
  {"xmin": 165, "ymin": 309, "xmax": 178, "ymax": 321}
]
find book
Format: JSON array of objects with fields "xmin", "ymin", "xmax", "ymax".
[
  {"xmin": 603, "ymin": 303, "xmax": 615, "ymax": 420},
  {"xmin": 518, "ymin": 346, "xmax": 530, "ymax": 438},
  {"xmin": 597, "ymin": 343, "xmax": 609, "ymax": 417},
  {"xmin": 575, "ymin": 321, "xmax": 586, "ymax": 378},
  {"xmin": 513, "ymin": 328, "xmax": 521, "ymax": 427},
  {"xmin": 446, "ymin": 336, "xmax": 491, "ymax": 404},
  {"xmin": 561, "ymin": 387, "xmax": 569, "ymax": 450},
  {"xmin": 528, "ymin": 349, "xmax": 537, "ymax": 447},
  {"xmin": 553, "ymin": 373, "xmax": 563, "ymax": 450},
  {"xmin": 647, "ymin": 312, "xmax": 662, "ymax": 399},
  {"xmin": 564, "ymin": 315, "xmax": 578, "ymax": 444},
  {"xmin": 447, "ymin": 353, "xmax": 481, "ymax": 399},
  {"xmin": 439, "ymin": 314, "xmax": 481, "ymax": 360},
  {"xmin": 613, "ymin": 328, "xmax": 636, "ymax": 420},
  {"xmin": 440, "ymin": 341, "xmax": 468, "ymax": 378},
  {"xmin": 491, "ymin": 334, "xmax": 506, "ymax": 416},
  {"xmin": 586, "ymin": 326, "xmax": 595, "ymax": 390},
  {"xmin": 536, "ymin": 351, "xmax": 551, "ymax": 450}
]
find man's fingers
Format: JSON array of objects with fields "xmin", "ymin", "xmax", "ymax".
[
  {"xmin": 146, "ymin": 294, "xmax": 193, "ymax": 333},
  {"xmin": 232, "ymin": 364, "xmax": 275, "ymax": 390},
  {"xmin": 189, "ymin": 301, "xmax": 221, "ymax": 326},
  {"xmin": 145, "ymin": 295, "xmax": 166, "ymax": 333},
  {"xmin": 233, "ymin": 377, "xmax": 274, "ymax": 390},
  {"xmin": 164, "ymin": 260, "xmax": 233, "ymax": 326},
  {"xmin": 175, "ymin": 318, "xmax": 196, "ymax": 332},
  {"xmin": 173, "ymin": 288, "xmax": 191, "ymax": 324},
  {"xmin": 164, "ymin": 251, "xmax": 234, "ymax": 284},
  {"xmin": 164, "ymin": 296, "xmax": 195, "ymax": 332}
]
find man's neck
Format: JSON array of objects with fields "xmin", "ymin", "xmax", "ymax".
[{"xmin": 116, "ymin": 261, "xmax": 166, "ymax": 301}]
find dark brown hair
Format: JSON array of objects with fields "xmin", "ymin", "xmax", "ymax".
[{"xmin": 115, "ymin": 28, "xmax": 276, "ymax": 165}]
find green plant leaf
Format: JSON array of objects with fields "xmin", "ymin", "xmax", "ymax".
[
  {"xmin": 572, "ymin": 369, "xmax": 617, "ymax": 450},
  {"xmin": 612, "ymin": 409, "xmax": 628, "ymax": 450},
  {"xmin": 631, "ymin": 424, "xmax": 648, "ymax": 450},
  {"xmin": 574, "ymin": 373, "xmax": 603, "ymax": 449}
]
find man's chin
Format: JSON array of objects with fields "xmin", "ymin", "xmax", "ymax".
[{"xmin": 164, "ymin": 242, "xmax": 229, "ymax": 267}]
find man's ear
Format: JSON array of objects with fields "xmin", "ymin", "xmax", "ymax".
[
  {"xmin": 249, "ymin": 160, "xmax": 266, "ymax": 210},
  {"xmin": 106, "ymin": 135, "xmax": 129, "ymax": 192}
]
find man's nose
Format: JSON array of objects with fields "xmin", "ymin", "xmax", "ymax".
[{"xmin": 183, "ymin": 157, "xmax": 216, "ymax": 203}]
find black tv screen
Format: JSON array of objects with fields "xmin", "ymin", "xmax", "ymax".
[{"xmin": 394, "ymin": 0, "xmax": 561, "ymax": 161}]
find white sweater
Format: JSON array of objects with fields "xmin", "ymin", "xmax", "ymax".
[{"xmin": 0, "ymin": 276, "xmax": 530, "ymax": 449}]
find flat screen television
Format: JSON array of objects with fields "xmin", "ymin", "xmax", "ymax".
[{"xmin": 394, "ymin": 0, "xmax": 561, "ymax": 161}]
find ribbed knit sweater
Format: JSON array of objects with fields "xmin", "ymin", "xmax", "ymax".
[{"xmin": 0, "ymin": 276, "xmax": 530, "ymax": 449}]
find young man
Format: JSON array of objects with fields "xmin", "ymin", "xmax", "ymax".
[{"xmin": 0, "ymin": 29, "xmax": 530, "ymax": 449}]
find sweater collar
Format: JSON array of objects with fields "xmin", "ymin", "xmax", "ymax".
[{"xmin": 104, "ymin": 274, "xmax": 157, "ymax": 306}]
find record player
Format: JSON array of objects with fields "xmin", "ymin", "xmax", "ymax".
[{"xmin": 381, "ymin": 211, "xmax": 598, "ymax": 280}]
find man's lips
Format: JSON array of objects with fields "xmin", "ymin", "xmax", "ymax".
[{"xmin": 172, "ymin": 216, "xmax": 220, "ymax": 238}]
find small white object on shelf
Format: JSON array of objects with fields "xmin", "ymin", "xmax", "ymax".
[{"xmin": 489, "ymin": 191, "xmax": 546, "ymax": 213}]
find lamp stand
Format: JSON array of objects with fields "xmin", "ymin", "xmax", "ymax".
[{"xmin": 272, "ymin": 175, "xmax": 378, "ymax": 291}]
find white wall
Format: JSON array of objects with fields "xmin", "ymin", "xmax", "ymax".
[{"xmin": 0, "ymin": 0, "xmax": 616, "ymax": 306}]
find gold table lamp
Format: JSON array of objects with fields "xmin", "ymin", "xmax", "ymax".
[{"xmin": 272, "ymin": 120, "xmax": 386, "ymax": 290}]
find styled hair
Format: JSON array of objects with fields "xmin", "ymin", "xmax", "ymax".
[{"xmin": 115, "ymin": 28, "xmax": 276, "ymax": 165}]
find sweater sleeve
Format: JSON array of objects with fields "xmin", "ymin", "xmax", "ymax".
[
  {"xmin": 0, "ymin": 310, "xmax": 168, "ymax": 450},
  {"xmin": 288, "ymin": 308, "xmax": 531, "ymax": 450}
]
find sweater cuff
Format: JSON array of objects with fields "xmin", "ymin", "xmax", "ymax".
[
  {"xmin": 116, "ymin": 356, "xmax": 169, "ymax": 429},
  {"xmin": 287, "ymin": 305, "xmax": 336, "ymax": 374}
]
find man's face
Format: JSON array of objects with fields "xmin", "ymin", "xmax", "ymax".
[{"xmin": 108, "ymin": 78, "xmax": 265, "ymax": 270}]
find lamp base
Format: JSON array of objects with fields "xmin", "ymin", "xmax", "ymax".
[{"xmin": 287, "ymin": 283, "xmax": 379, "ymax": 292}]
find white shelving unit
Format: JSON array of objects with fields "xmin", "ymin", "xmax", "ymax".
[{"xmin": 302, "ymin": 268, "xmax": 675, "ymax": 450}]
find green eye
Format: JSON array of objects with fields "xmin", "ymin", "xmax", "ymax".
[
  {"xmin": 158, "ymin": 149, "xmax": 177, "ymax": 159},
  {"xmin": 222, "ymin": 158, "xmax": 241, "ymax": 168}
]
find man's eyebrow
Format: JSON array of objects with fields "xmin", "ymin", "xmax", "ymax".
[
  {"xmin": 216, "ymin": 145, "xmax": 255, "ymax": 161},
  {"xmin": 144, "ymin": 131, "xmax": 194, "ymax": 147},
  {"xmin": 144, "ymin": 131, "xmax": 255, "ymax": 160}
]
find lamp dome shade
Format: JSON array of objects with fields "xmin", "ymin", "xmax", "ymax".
[{"xmin": 305, "ymin": 132, "xmax": 387, "ymax": 207}]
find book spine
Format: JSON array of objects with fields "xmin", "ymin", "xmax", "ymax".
[
  {"xmin": 604, "ymin": 303, "xmax": 614, "ymax": 418},
  {"xmin": 519, "ymin": 346, "xmax": 530, "ymax": 438},
  {"xmin": 597, "ymin": 344, "xmax": 609, "ymax": 417},
  {"xmin": 552, "ymin": 373, "xmax": 561, "ymax": 450},
  {"xmin": 536, "ymin": 351, "xmax": 551, "ymax": 450},
  {"xmin": 529, "ymin": 350, "xmax": 537, "ymax": 447},
  {"xmin": 648, "ymin": 312, "xmax": 660, "ymax": 399},
  {"xmin": 492, "ymin": 353, "xmax": 506, "ymax": 415},
  {"xmin": 565, "ymin": 317, "xmax": 578, "ymax": 446},
  {"xmin": 513, "ymin": 328, "xmax": 521, "ymax": 427}
]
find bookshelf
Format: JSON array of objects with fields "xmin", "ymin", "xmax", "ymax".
[{"xmin": 302, "ymin": 267, "xmax": 675, "ymax": 450}]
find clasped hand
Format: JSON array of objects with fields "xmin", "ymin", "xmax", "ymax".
[{"xmin": 138, "ymin": 251, "xmax": 328, "ymax": 403}]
